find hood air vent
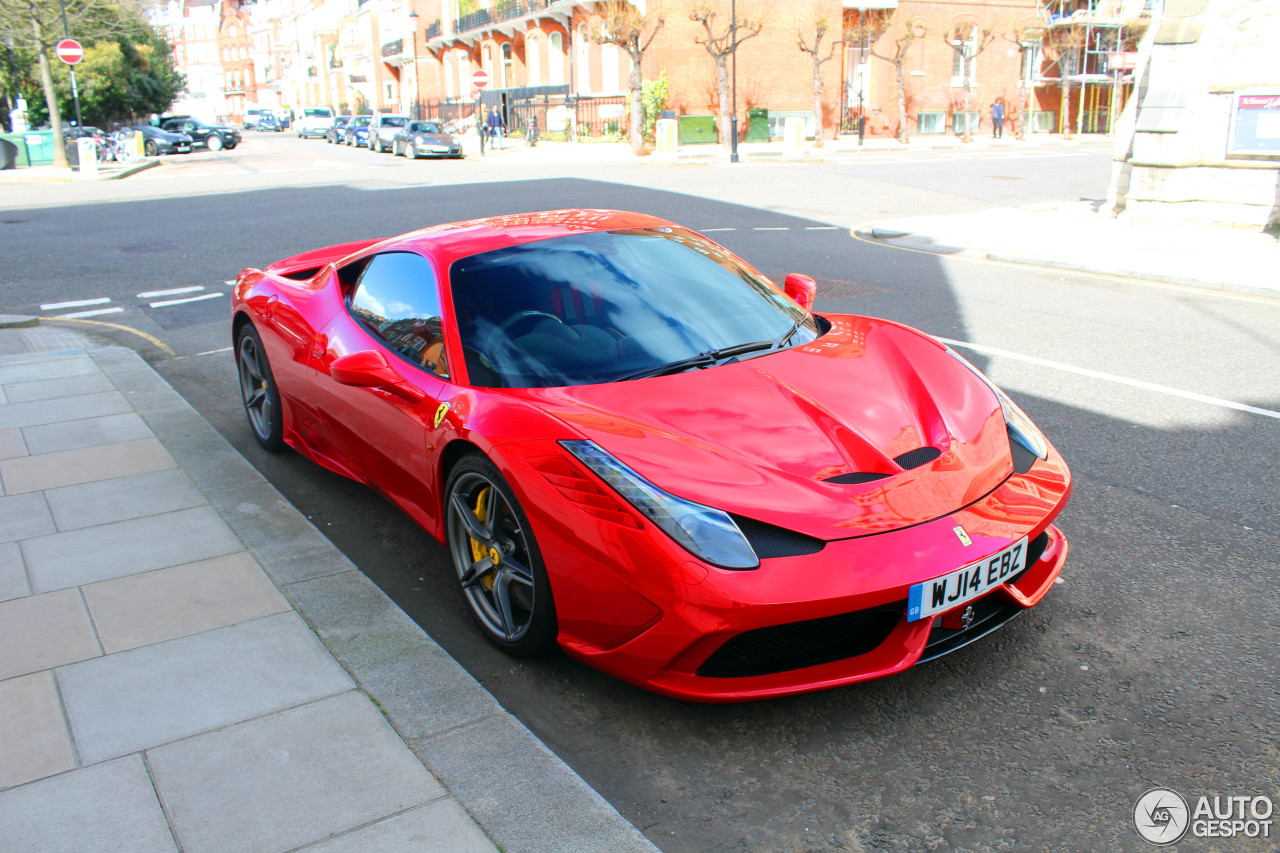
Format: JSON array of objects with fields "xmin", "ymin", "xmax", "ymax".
[{"xmin": 824, "ymin": 446, "xmax": 943, "ymax": 485}]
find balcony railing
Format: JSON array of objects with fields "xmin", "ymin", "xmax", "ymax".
[
  {"xmin": 382, "ymin": 38, "xmax": 403, "ymax": 58},
  {"xmin": 424, "ymin": 19, "xmax": 441, "ymax": 39},
  {"xmin": 455, "ymin": 0, "xmax": 556, "ymax": 35}
]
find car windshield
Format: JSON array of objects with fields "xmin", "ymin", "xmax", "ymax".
[
  {"xmin": 382, "ymin": 117, "xmax": 408, "ymax": 127},
  {"xmin": 410, "ymin": 122, "xmax": 442, "ymax": 133},
  {"xmin": 450, "ymin": 228, "xmax": 819, "ymax": 388},
  {"xmin": 350, "ymin": 117, "xmax": 370, "ymax": 127},
  {"xmin": 305, "ymin": 108, "xmax": 332, "ymax": 117}
]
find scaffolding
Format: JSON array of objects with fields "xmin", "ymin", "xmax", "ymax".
[{"xmin": 1039, "ymin": 0, "xmax": 1146, "ymax": 134}]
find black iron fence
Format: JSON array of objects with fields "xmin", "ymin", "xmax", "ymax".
[{"xmin": 411, "ymin": 94, "xmax": 629, "ymax": 141}]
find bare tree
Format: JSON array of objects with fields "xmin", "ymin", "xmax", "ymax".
[
  {"xmin": 590, "ymin": 1, "xmax": 665, "ymax": 154},
  {"xmin": 0, "ymin": 0, "xmax": 120, "ymax": 168},
  {"xmin": 944, "ymin": 18, "xmax": 995, "ymax": 142},
  {"xmin": 1041, "ymin": 25, "xmax": 1085, "ymax": 135},
  {"xmin": 795, "ymin": 3, "xmax": 841, "ymax": 147},
  {"xmin": 688, "ymin": 0, "xmax": 765, "ymax": 146},
  {"xmin": 856, "ymin": 12, "xmax": 924, "ymax": 143},
  {"xmin": 1000, "ymin": 18, "xmax": 1047, "ymax": 139}
]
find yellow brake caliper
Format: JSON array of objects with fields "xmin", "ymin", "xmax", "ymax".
[{"xmin": 468, "ymin": 487, "xmax": 497, "ymax": 591}]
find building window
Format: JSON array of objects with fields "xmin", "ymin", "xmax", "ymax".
[
  {"xmin": 576, "ymin": 24, "xmax": 590, "ymax": 93},
  {"xmin": 483, "ymin": 44, "xmax": 495, "ymax": 84},
  {"xmin": 549, "ymin": 32, "xmax": 564, "ymax": 85},
  {"xmin": 385, "ymin": 81, "xmax": 394, "ymax": 103},
  {"xmin": 601, "ymin": 42, "xmax": 619, "ymax": 94},
  {"xmin": 952, "ymin": 110, "xmax": 980, "ymax": 135},
  {"xmin": 950, "ymin": 36, "xmax": 976, "ymax": 87},
  {"xmin": 501, "ymin": 42, "xmax": 512, "ymax": 88},
  {"xmin": 1020, "ymin": 42, "xmax": 1042, "ymax": 84},
  {"xmin": 527, "ymin": 33, "xmax": 540, "ymax": 86},
  {"xmin": 917, "ymin": 110, "xmax": 946, "ymax": 134}
]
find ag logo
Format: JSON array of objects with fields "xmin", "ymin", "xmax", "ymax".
[
  {"xmin": 433, "ymin": 402, "xmax": 451, "ymax": 429},
  {"xmin": 1133, "ymin": 788, "xmax": 1189, "ymax": 844}
]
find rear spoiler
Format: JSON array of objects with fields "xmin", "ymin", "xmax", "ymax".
[{"xmin": 263, "ymin": 237, "xmax": 383, "ymax": 278}]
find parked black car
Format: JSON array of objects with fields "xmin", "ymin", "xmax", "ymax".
[
  {"xmin": 326, "ymin": 116, "xmax": 351, "ymax": 144},
  {"xmin": 133, "ymin": 125, "xmax": 193, "ymax": 156},
  {"xmin": 160, "ymin": 117, "xmax": 241, "ymax": 151}
]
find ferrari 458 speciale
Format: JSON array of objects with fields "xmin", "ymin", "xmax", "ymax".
[{"xmin": 232, "ymin": 209, "xmax": 1071, "ymax": 702}]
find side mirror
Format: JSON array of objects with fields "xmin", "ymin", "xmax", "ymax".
[
  {"xmin": 783, "ymin": 273, "xmax": 817, "ymax": 313},
  {"xmin": 330, "ymin": 351, "xmax": 424, "ymax": 402}
]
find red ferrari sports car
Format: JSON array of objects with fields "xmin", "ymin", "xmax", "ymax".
[{"xmin": 232, "ymin": 209, "xmax": 1071, "ymax": 702}]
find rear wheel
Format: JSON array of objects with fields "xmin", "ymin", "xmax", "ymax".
[
  {"xmin": 236, "ymin": 324, "xmax": 285, "ymax": 452},
  {"xmin": 207, "ymin": 135, "xmax": 223, "ymax": 152},
  {"xmin": 144, "ymin": 140, "xmax": 159, "ymax": 157},
  {"xmin": 446, "ymin": 454, "xmax": 557, "ymax": 656}
]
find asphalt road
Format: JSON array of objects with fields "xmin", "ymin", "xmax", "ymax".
[{"xmin": 4, "ymin": 134, "xmax": 1278, "ymax": 852}]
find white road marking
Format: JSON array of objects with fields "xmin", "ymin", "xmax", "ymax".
[
  {"xmin": 701, "ymin": 228, "xmax": 736, "ymax": 232},
  {"xmin": 138, "ymin": 286, "xmax": 204, "ymax": 299},
  {"xmin": 804, "ymin": 226, "xmax": 841, "ymax": 230},
  {"xmin": 149, "ymin": 292, "xmax": 226, "ymax": 308},
  {"xmin": 59, "ymin": 307, "xmax": 124, "ymax": 319},
  {"xmin": 40, "ymin": 297, "xmax": 111, "ymax": 310},
  {"xmin": 753, "ymin": 227, "xmax": 790, "ymax": 231},
  {"xmin": 940, "ymin": 338, "xmax": 1280, "ymax": 421},
  {"xmin": 197, "ymin": 346, "xmax": 233, "ymax": 356}
]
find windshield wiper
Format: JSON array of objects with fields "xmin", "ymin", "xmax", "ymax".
[{"xmin": 612, "ymin": 330, "xmax": 804, "ymax": 383}]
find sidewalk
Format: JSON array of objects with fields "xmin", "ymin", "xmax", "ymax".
[
  {"xmin": 862, "ymin": 201, "xmax": 1280, "ymax": 297},
  {"xmin": 0, "ymin": 320, "xmax": 658, "ymax": 853}
]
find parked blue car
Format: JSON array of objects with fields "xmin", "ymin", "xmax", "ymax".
[{"xmin": 343, "ymin": 116, "xmax": 372, "ymax": 147}]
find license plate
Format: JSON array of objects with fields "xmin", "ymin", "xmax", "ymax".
[{"xmin": 907, "ymin": 537, "xmax": 1028, "ymax": 622}]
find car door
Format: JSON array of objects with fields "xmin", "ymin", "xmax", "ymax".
[{"xmin": 310, "ymin": 251, "xmax": 454, "ymax": 529}]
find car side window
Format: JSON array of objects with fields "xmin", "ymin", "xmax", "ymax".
[{"xmin": 347, "ymin": 252, "xmax": 449, "ymax": 379}]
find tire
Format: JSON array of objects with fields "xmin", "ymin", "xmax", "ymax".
[
  {"xmin": 207, "ymin": 135, "xmax": 223, "ymax": 152},
  {"xmin": 144, "ymin": 140, "xmax": 159, "ymax": 157},
  {"xmin": 236, "ymin": 324, "xmax": 285, "ymax": 452},
  {"xmin": 446, "ymin": 454, "xmax": 557, "ymax": 657}
]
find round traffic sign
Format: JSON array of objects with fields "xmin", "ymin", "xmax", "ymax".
[
  {"xmin": 471, "ymin": 69, "xmax": 489, "ymax": 90},
  {"xmin": 55, "ymin": 38, "xmax": 84, "ymax": 65}
]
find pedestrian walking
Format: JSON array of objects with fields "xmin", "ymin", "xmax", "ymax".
[
  {"xmin": 487, "ymin": 105, "xmax": 506, "ymax": 150},
  {"xmin": 991, "ymin": 99, "xmax": 1004, "ymax": 139}
]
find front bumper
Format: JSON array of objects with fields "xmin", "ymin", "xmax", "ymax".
[{"xmin": 515, "ymin": 443, "xmax": 1072, "ymax": 703}]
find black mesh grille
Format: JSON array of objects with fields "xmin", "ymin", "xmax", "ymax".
[
  {"xmin": 894, "ymin": 446, "xmax": 942, "ymax": 470},
  {"xmin": 697, "ymin": 604, "xmax": 903, "ymax": 678},
  {"xmin": 732, "ymin": 515, "xmax": 826, "ymax": 559},
  {"xmin": 919, "ymin": 596, "xmax": 1022, "ymax": 662},
  {"xmin": 824, "ymin": 471, "xmax": 889, "ymax": 485},
  {"xmin": 1008, "ymin": 428, "xmax": 1039, "ymax": 474},
  {"xmin": 824, "ymin": 446, "xmax": 941, "ymax": 485}
]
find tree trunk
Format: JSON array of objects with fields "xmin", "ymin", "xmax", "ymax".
[
  {"xmin": 812, "ymin": 52, "xmax": 824, "ymax": 148},
  {"xmin": 715, "ymin": 54, "xmax": 730, "ymax": 146},
  {"xmin": 628, "ymin": 45, "xmax": 644, "ymax": 154},
  {"xmin": 32, "ymin": 14, "xmax": 68, "ymax": 169},
  {"xmin": 895, "ymin": 60, "xmax": 908, "ymax": 142}
]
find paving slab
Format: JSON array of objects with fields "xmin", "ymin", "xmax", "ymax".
[
  {"xmin": 0, "ymin": 491, "xmax": 55, "ymax": 542},
  {"xmin": 0, "ymin": 353, "xmax": 99, "ymax": 386},
  {"xmin": 147, "ymin": 691, "xmax": 447, "ymax": 853},
  {"xmin": 58, "ymin": 611, "xmax": 353, "ymax": 764},
  {"xmin": 83, "ymin": 552, "xmax": 291, "ymax": 653},
  {"xmin": 416, "ymin": 713, "xmax": 660, "ymax": 853},
  {"xmin": 22, "ymin": 504, "xmax": 242, "ymax": 592},
  {"xmin": 138, "ymin": 406, "xmax": 268, "ymax": 493},
  {"xmin": 0, "ymin": 428, "xmax": 25, "ymax": 459},
  {"xmin": 0, "ymin": 588, "xmax": 100, "ymax": 680},
  {"xmin": 1, "ymin": 370, "xmax": 114, "ymax": 403},
  {"xmin": 43, "ymin": 468, "xmax": 206, "ymax": 531},
  {"xmin": 305, "ymin": 799, "xmax": 497, "ymax": 852},
  {"xmin": 0, "ymin": 671, "xmax": 77, "ymax": 788},
  {"xmin": 21, "ymin": 412, "xmax": 153, "ymax": 455},
  {"xmin": 0, "ymin": 435, "xmax": 174, "ymax": 495},
  {"xmin": 285, "ymin": 569, "xmax": 504, "ymax": 738},
  {"xmin": 0, "ymin": 755, "xmax": 177, "ymax": 853},
  {"xmin": 0, "ymin": 542, "xmax": 29, "ymax": 601},
  {"xmin": 0, "ymin": 390, "xmax": 132, "ymax": 431}
]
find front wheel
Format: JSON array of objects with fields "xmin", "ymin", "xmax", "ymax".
[
  {"xmin": 144, "ymin": 140, "xmax": 159, "ymax": 157},
  {"xmin": 236, "ymin": 324, "xmax": 285, "ymax": 452},
  {"xmin": 446, "ymin": 454, "xmax": 557, "ymax": 657},
  {"xmin": 207, "ymin": 135, "xmax": 223, "ymax": 152}
]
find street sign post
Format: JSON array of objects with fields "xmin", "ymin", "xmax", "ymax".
[{"xmin": 55, "ymin": 38, "xmax": 84, "ymax": 65}]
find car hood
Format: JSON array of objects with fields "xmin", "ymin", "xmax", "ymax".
[
  {"xmin": 413, "ymin": 132, "xmax": 453, "ymax": 144},
  {"xmin": 516, "ymin": 315, "xmax": 1015, "ymax": 540}
]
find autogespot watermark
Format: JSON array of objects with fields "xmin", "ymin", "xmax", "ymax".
[{"xmin": 1133, "ymin": 787, "xmax": 1274, "ymax": 845}]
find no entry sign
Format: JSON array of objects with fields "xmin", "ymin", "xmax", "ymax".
[
  {"xmin": 471, "ymin": 69, "xmax": 489, "ymax": 90},
  {"xmin": 55, "ymin": 38, "xmax": 84, "ymax": 65}
]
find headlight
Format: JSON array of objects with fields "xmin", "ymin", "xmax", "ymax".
[
  {"xmin": 562, "ymin": 440, "xmax": 759, "ymax": 569},
  {"xmin": 944, "ymin": 347, "xmax": 1049, "ymax": 460}
]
